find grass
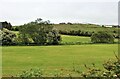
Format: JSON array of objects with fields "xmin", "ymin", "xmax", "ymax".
[
  {"xmin": 54, "ymin": 24, "xmax": 119, "ymax": 32},
  {"xmin": 61, "ymin": 35, "xmax": 91, "ymax": 44},
  {"xmin": 3, "ymin": 29, "xmax": 119, "ymax": 76},
  {"xmin": 61, "ymin": 35, "xmax": 118, "ymax": 44},
  {"xmin": 2, "ymin": 44, "xmax": 118, "ymax": 76},
  {"xmin": 54, "ymin": 24, "xmax": 119, "ymax": 35}
]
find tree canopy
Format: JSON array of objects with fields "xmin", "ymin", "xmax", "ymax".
[
  {"xmin": 18, "ymin": 18, "xmax": 61, "ymax": 45},
  {"xmin": 91, "ymin": 31, "xmax": 114, "ymax": 43}
]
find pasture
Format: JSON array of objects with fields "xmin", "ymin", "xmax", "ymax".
[
  {"xmin": 61, "ymin": 35, "xmax": 118, "ymax": 44},
  {"xmin": 61, "ymin": 35, "xmax": 91, "ymax": 43},
  {"xmin": 54, "ymin": 24, "xmax": 119, "ymax": 34},
  {"xmin": 2, "ymin": 25, "xmax": 119, "ymax": 76},
  {"xmin": 2, "ymin": 44, "xmax": 118, "ymax": 76}
]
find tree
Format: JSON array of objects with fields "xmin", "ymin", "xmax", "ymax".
[
  {"xmin": 1, "ymin": 21, "xmax": 12, "ymax": 30},
  {"xmin": 47, "ymin": 30, "xmax": 61, "ymax": 45},
  {"xmin": 91, "ymin": 31, "xmax": 114, "ymax": 43},
  {"xmin": 19, "ymin": 18, "xmax": 61, "ymax": 45}
]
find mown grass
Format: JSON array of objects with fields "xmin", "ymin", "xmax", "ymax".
[{"xmin": 2, "ymin": 44, "xmax": 118, "ymax": 76}]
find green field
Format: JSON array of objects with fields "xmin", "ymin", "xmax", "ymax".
[
  {"xmin": 2, "ymin": 27, "xmax": 119, "ymax": 76},
  {"xmin": 54, "ymin": 24, "xmax": 119, "ymax": 34},
  {"xmin": 61, "ymin": 35, "xmax": 91, "ymax": 43},
  {"xmin": 61, "ymin": 35, "xmax": 118, "ymax": 44},
  {"xmin": 2, "ymin": 19, "xmax": 119, "ymax": 77},
  {"xmin": 2, "ymin": 44, "xmax": 118, "ymax": 76}
]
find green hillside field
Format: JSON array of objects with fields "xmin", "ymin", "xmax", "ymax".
[{"xmin": 54, "ymin": 24, "xmax": 119, "ymax": 34}]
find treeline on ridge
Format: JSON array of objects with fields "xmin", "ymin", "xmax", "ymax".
[{"xmin": 1, "ymin": 18, "xmax": 119, "ymax": 46}]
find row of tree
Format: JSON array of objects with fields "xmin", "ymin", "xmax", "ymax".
[
  {"xmin": 59, "ymin": 30, "xmax": 119, "ymax": 38},
  {"xmin": 1, "ymin": 18, "xmax": 61, "ymax": 46},
  {"xmin": 59, "ymin": 30, "xmax": 93, "ymax": 37},
  {"xmin": 1, "ymin": 29, "xmax": 115, "ymax": 46},
  {"xmin": 1, "ymin": 18, "xmax": 116, "ymax": 46}
]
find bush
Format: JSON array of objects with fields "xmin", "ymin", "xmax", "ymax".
[
  {"xmin": 19, "ymin": 68, "xmax": 43, "ymax": 78},
  {"xmin": 91, "ymin": 31, "xmax": 114, "ymax": 43},
  {"xmin": 1, "ymin": 28, "xmax": 16, "ymax": 45},
  {"xmin": 103, "ymin": 55, "xmax": 120, "ymax": 77},
  {"xmin": 82, "ymin": 54, "xmax": 120, "ymax": 78},
  {"xmin": 14, "ymin": 33, "xmax": 33, "ymax": 45}
]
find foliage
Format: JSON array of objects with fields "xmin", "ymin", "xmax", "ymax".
[
  {"xmin": 19, "ymin": 68, "xmax": 43, "ymax": 78},
  {"xmin": 11, "ymin": 26, "xmax": 19, "ymax": 31},
  {"xmin": 2, "ymin": 21, "xmax": 12, "ymax": 30},
  {"xmin": 81, "ymin": 64, "xmax": 104, "ymax": 77},
  {"xmin": 14, "ymin": 33, "xmax": 32, "ymax": 45},
  {"xmin": 54, "ymin": 24, "xmax": 120, "ymax": 38},
  {"xmin": 59, "ymin": 30, "xmax": 93, "ymax": 37},
  {"xmin": 1, "ymin": 28, "xmax": 16, "ymax": 45},
  {"xmin": 91, "ymin": 31, "xmax": 114, "ymax": 43},
  {"xmin": 81, "ymin": 54, "xmax": 120, "ymax": 78},
  {"xmin": 18, "ymin": 18, "xmax": 61, "ymax": 45},
  {"xmin": 103, "ymin": 54, "xmax": 120, "ymax": 78},
  {"xmin": 47, "ymin": 30, "xmax": 61, "ymax": 45}
]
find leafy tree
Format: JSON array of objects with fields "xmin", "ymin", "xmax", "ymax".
[
  {"xmin": 1, "ymin": 21, "xmax": 12, "ymax": 30},
  {"xmin": 19, "ymin": 18, "xmax": 61, "ymax": 45},
  {"xmin": 91, "ymin": 31, "xmax": 114, "ymax": 43},
  {"xmin": 14, "ymin": 32, "xmax": 32, "ymax": 45},
  {"xmin": 1, "ymin": 28, "xmax": 16, "ymax": 45},
  {"xmin": 47, "ymin": 30, "xmax": 61, "ymax": 45}
]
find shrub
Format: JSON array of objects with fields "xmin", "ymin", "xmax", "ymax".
[
  {"xmin": 82, "ymin": 54, "xmax": 120, "ymax": 78},
  {"xmin": 81, "ymin": 64, "xmax": 103, "ymax": 77},
  {"xmin": 13, "ymin": 33, "xmax": 32, "ymax": 45},
  {"xmin": 1, "ymin": 28, "xmax": 16, "ymax": 45},
  {"xmin": 103, "ymin": 55, "xmax": 120, "ymax": 77},
  {"xmin": 91, "ymin": 31, "xmax": 114, "ymax": 43},
  {"xmin": 19, "ymin": 68, "xmax": 43, "ymax": 78}
]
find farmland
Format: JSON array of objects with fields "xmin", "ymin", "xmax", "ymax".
[
  {"xmin": 61, "ymin": 35, "xmax": 91, "ymax": 44},
  {"xmin": 61, "ymin": 35, "xmax": 118, "ymax": 44},
  {"xmin": 2, "ymin": 22, "xmax": 119, "ymax": 77},
  {"xmin": 2, "ymin": 44, "xmax": 118, "ymax": 76},
  {"xmin": 54, "ymin": 24, "xmax": 119, "ymax": 34}
]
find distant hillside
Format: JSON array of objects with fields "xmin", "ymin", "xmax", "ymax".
[
  {"xmin": 53, "ymin": 24, "xmax": 119, "ymax": 38},
  {"xmin": 54, "ymin": 24, "xmax": 119, "ymax": 33},
  {"xmin": 12, "ymin": 23, "xmax": 119, "ymax": 38}
]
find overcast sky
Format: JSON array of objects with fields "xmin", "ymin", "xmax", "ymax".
[{"xmin": 0, "ymin": 0, "xmax": 119, "ymax": 25}]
